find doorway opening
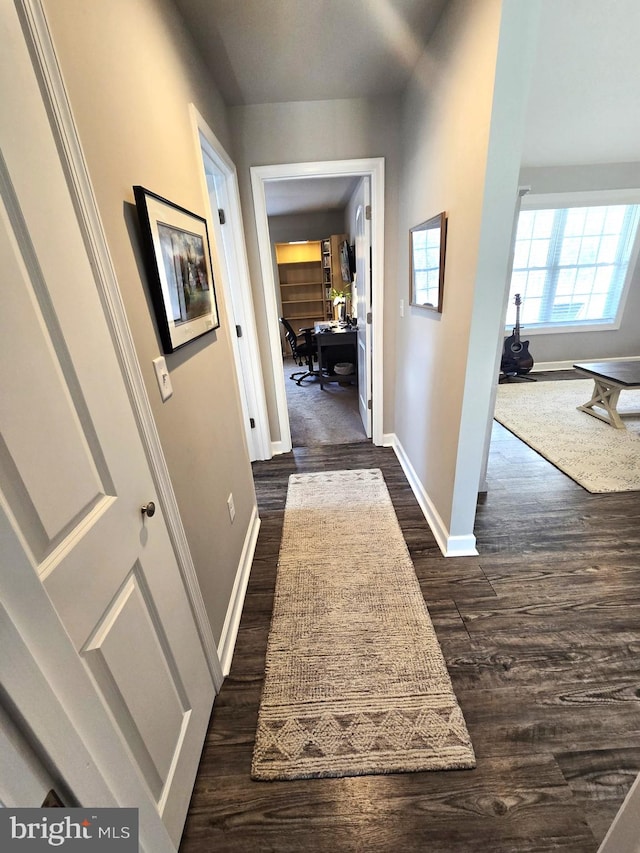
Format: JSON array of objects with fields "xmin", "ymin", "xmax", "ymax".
[
  {"xmin": 267, "ymin": 184, "xmax": 368, "ymax": 448},
  {"xmin": 251, "ymin": 159, "xmax": 385, "ymax": 455}
]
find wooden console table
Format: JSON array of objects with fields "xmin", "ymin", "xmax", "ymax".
[{"xmin": 574, "ymin": 361, "xmax": 640, "ymax": 429}]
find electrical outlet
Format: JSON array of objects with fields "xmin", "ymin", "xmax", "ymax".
[
  {"xmin": 399, "ymin": 299, "xmax": 404, "ymax": 318},
  {"xmin": 152, "ymin": 356, "xmax": 173, "ymax": 402},
  {"xmin": 227, "ymin": 492, "xmax": 235, "ymax": 523}
]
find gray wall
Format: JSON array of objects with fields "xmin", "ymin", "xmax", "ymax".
[
  {"xmin": 394, "ymin": 0, "xmax": 539, "ymax": 539},
  {"xmin": 230, "ymin": 96, "xmax": 401, "ymax": 441},
  {"xmin": 518, "ymin": 163, "xmax": 640, "ymax": 364},
  {"xmin": 268, "ymin": 211, "xmax": 347, "ymax": 244},
  {"xmin": 44, "ymin": 0, "xmax": 257, "ymax": 645},
  {"xmin": 517, "ymin": 0, "xmax": 640, "ymax": 365}
]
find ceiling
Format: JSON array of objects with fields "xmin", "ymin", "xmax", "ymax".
[
  {"xmin": 178, "ymin": 1, "xmax": 640, "ymax": 212},
  {"xmin": 173, "ymin": 0, "xmax": 447, "ymax": 106},
  {"xmin": 264, "ymin": 176, "xmax": 361, "ymax": 216},
  {"xmin": 174, "ymin": 0, "xmax": 446, "ymax": 216},
  {"xmin": 522, "ymin": 0, "xmax": 640, "ymax": 166}
]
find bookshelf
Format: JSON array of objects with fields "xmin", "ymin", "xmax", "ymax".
[
  {"xmin": 276, "ymin": 236, "xmax": 349, "ymax": 354},
  {"xmin": 276, "ymin": 242, "xmax": 327, "ymax": 348}
]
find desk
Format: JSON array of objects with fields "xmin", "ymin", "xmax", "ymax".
[
  {"xmin": 314, "ymin": 326, "xmax": 358, "ymax": 390},
  {"xmin": 574, "ymin": 361, "xmax": 640, "ymax": 429}
]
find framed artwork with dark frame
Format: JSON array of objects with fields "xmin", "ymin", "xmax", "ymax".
[
  {"xmin": 409, "ymin": 211, "xmax": 447, "ymax": 313},
  {"xmin": 133, "ymin": 185, "xmax": 220, "ymax": 353}
]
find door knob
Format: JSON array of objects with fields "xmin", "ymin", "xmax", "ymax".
[{"xmin": 141, "ymin": 501, "xmax": 156, "ymax": 518}]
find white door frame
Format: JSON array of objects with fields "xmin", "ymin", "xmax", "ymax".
[
  {"xmin": 190, "ymin": 106, "xmax": 271, "ymax": 461},
  {"xmin": 250, "ymin": 158, "xmax": 385, "ymax": 452},
  {"xmin": 17, "ymin": 0, "xmax": 223, "ymax": 687},
  {"xmin": 478, "ymin": 186, "xmax": 531, "ymax": 492},
  {"xmin": 353, "ymin": 177, "xmax": 373, "ymax": 437}
]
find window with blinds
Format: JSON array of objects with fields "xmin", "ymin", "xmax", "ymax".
[{"xmin": 507, "ymin": 202, "xmax": 640, "ymax": 332}]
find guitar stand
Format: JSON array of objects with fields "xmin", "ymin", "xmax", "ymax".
[{"xmin": 499, "ymin": 372, "xmax": 536, "ymax": 384}]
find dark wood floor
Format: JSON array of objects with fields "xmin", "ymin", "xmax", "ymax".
[{"xmin": 180, "ymin": 415, "xmax": 640, "ymax": 852}]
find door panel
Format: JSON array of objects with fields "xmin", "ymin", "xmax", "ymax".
[
  {"xmin": 0, "ymin": 201, "xmax": 109, "ymax": 546},
  {"xmin": 83, "ymin": 570, "xmax": 189, "ymax": 802}
]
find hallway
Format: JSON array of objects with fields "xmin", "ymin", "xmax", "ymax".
[{"xmin": 180, "ymin": 434, "xmax": 640, "ymax": 852}]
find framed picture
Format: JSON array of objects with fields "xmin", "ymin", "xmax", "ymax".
[
  {"xmin": 133, "ymin": 186, "xmax": 220, "ymax": 353},
  {"xmin": 410, "ymin": 212, "xmax": 447, "ymax": 313},
  {"xmin": 339, "ymin": 240, "xmax": 352, "ymax": 282}
]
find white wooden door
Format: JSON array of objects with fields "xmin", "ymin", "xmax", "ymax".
[
  {"xmin": 1, "ymin": 4, "xmax": 213, "ymax": 846},
  {"xmin": 354, "ymin": 178, "xmax": 372, "ymax": 436},
  {"xmin": 201, "ymin": 145, "xmax": 261, "ymax": 460}
]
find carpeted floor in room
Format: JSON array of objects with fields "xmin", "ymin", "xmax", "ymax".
[{"xmin": 283, "ymin": 357, "xmax": 367, "ymax": 447}]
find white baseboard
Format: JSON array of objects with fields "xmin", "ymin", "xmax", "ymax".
[
  {"xmin": 390, "ymin": 435, "xmax": 478, "ymax": 558},
  {"xmin": 445, "ymin": 535, "xmax": 480, "ymax": 557},
  {"xmin": 381, "ymin": 432, "xmax": 395, "ymax": 447},
  {"xmin": 535, "ymin": 355, "xmax": 640, "ymax": 372},
  {"xmin": 597, "ymin": 768, "xmax": 640, "ymax": 852},
  {"xmin": 270, "ymin": 440, "xmax": 288, "ymax": 456},
  {"xmin": 217, "ymin": 504, "xmax": 261, "ymax": 676}
]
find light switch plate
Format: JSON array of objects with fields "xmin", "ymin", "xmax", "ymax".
[{"xmin": 152, "ymin": 356, "xmax": 173, "ymax": 402}]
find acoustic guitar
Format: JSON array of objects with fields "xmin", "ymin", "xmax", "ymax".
[{"xmin": 501, "ymin": 293, "xmax": 534, "ymax": 376}]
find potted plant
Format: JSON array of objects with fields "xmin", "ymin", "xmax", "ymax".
[{"xmin": 330, "ymin": 287, "xmax": 349, "ymax": 323}]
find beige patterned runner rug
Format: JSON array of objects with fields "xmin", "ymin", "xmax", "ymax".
[
  {"xmin": 494, "ymin": 379, "xmax": 640, "ymax": 493},
  {"xmin": 251, "ymin": 469, "xmax": 475, "ymax": 781}
]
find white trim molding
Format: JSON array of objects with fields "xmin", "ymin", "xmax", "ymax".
[
  {"xmin": 250, "ymin": 158, "xmax": 386, "ymax": 451},
  {"xmin": 270, "ymin": 439, "xmax": 289, "ymax": 457},
  {"xmin": 190, "ymin": 105, "xmax": 271, "ymax": 461},
  {"xmin": 598, "ymin": 770, "xmax": 640, "ymax": 853},
  {"xmin": 250, "ymin": 166, "xmax": 292, "ymax": 451},
  {"xmin": 391, "ymin": 435, "xmax": 479, "ymax": 558},
  {"xmin": 522, "ymin": 188, "xmax": 640, "ymax": 209},
  {"xmin": 535, "ymin": 356, "xmax": 640, "ymax": 372},
  {"xmin": 19, "ymin": 0, "xmax": 223, "ymax": 689},
  {"xmin": 217, "ymin": 506, "xmax": 261, "ymax": 676}
]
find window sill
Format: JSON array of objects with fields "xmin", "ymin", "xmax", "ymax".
[{"xmin": 504, "ymin": 320, "xmax": 622, "ymax": 336}]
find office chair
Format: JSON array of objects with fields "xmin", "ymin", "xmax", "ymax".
[{"xmin": 279, "ymin": 317, "xmax": 319, "ymax": 385}]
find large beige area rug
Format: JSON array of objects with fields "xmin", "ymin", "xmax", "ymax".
[
  {"xmin": 251, "ymin": 469, "xmax": 475, "ymax": 781},
  {"xmin": 495, "ymin": 379, "xmax": 640, "ymax": 493}
]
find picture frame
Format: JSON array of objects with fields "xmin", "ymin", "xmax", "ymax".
[
  {"xmin": 409, "ymin": 211, "xmax": 447, "ymax": 313},
  {"xmin": 133, "ymin": 186, "xmax": 220, "ymax": 353},
  {"xmin": 339, "ymin": 239, "xmax": 352, "ymax": 282}
]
